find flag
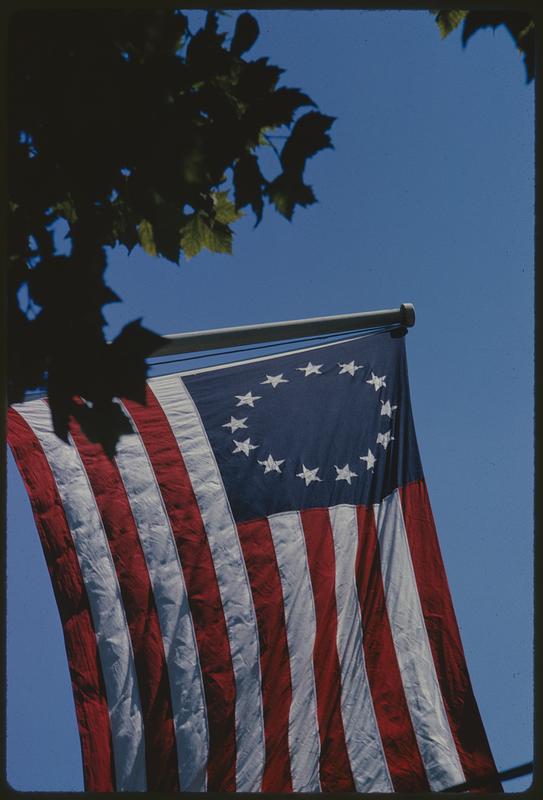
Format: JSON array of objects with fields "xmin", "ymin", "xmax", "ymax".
[{"xmin": 8, "ymin": 329, "xmax": 501, "ymax": 792}]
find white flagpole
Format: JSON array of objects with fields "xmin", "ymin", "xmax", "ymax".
[{"xmin": 151, "ymin": 303, "xmax": 415, "ymax": 358}]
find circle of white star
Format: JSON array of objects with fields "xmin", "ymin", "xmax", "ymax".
[
  {"xmin": 296, "ymin": 464, "xmax": 322, "ymax": 485},
  {"xmin": 334, "ymin": 463, "xmax": 358, "ymax": 484},
  {"xmin": 225, "ymin": 351, "xmax": 396, "ymax": 484},
  {"xmin": 257, "ymin": 454, "xmax": 285, "ymax": 473}
]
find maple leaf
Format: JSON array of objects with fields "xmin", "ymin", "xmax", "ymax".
[
  {"xmin": 180, "ymin": 212, "xmax": 233, "ymax": 259},
  {"xmin": 8, "ymin": 10, "xmax": 335, "ymax": 448},
  {"xmin": 137, "ymin": 219, "xmax": 157, "ymax": 257},
  {"xmin": 280, "ymin": 111, "xmax": 335, "ymax": 174},
  {"xmin": 234, "ymin": 152, "xmax": 265, "ymax": 222},
  {"xmin": 230, "ymin": 12, "xmax": 259, "ymax": 57}
]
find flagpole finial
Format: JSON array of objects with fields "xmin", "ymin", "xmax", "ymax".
[{"xmin": 401, "ymin": 303, "xmax": 416, "ymax": 327}]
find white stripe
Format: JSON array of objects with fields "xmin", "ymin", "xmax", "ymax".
[
  {"xmin": 374, "ymin": 490, "xmax": 465, "ymax": 790},
  {"xmin": 15, "ymin": 400, "xmax": 146, "ymax": 791},
  {"xmin": 267, "ymin": 511, "xmax": 321, "ymax": 793},
  {"xmin": 328, "ymin": 504, "xmax": 393, "ymax": 792},
  {"xmin": 114, "ymin": 408, "xmax": 209, "ymax": 791},
  {"xmin": 150, "ymin": 374, "xmax": 265, "ymax": 792}
]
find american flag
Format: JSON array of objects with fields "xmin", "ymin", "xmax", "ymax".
[{"xmin": 8, "ymin": 329, "xmax": 500, "ymax": 792}]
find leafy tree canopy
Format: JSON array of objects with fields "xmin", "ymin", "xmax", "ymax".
[
  {"xmin": 8, "ymin": 9, "xmax": 335, "ymax": 454},
  {"xmin": 433, "ymin": 10, "xmax": 535, "ymax": 82}
]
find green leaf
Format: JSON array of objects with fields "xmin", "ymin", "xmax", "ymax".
[
  {"xmin": 186, "ymin": 26, "xmax": 229, "ymax": 78},
  {"xmin": 230, "ymin": 12, "xmax": 259, "ymax": 57},
  {"xmin": 108, "ymin": 318, "xmax": 167, "ymax": 402},
  {"xmin": 462, "ymin": 11, "xmax": 518, "ymax": 46},
  {"xmin": 460, "ymin": 11, "xmax": 535, "ymax": 82},
  {"xmin": 137, "ymin": 219, "xmax": 157, "ymax": 256},
  {"xmin": 517, "ymin": 19, "xmax": 535, "ymax": 43},
  {"xmin": 267, "ymin": 173, "xmax": 316, "ymax": 221},
  {"xmin": 237, "ymin": 57, "xmax": 284, "ymax": 101},
  {"xmin": 152, "ymin": 220, "xmax": 181, "ymax": 263},
  {"xmin": 205, "ymin": 10, "xmax": 219, "ymax": 34},
  {"xmin": 180, "ymin": 212, "xmax": 233, "ymax": 259},
  {"xmin": 180, "ymin": 214, "xmax": 206, "ymax": 259},
  {"xmin": 280, "ymin": 111, "xmax": 335, "ymax": 174},
  {"xmin": 149, "ymin": 203, "xmax": 187, "ymax": 263},
  {"xmin": 111, "ymin": 205, "xmax": 140, "ymax": 253},
  {"xmin": 233, "ymin": 152, "xmax": 265, "ymax": 222},
  {"xmin": 248, "ymin": 87, "xmax": 316, "ymax": 131},
  {"xmin": 263, "ymin": 111, "xmax": 334, "ymax": 221},
  {"xmin": 53, "ymin": 197, "xmax": 78, "ymax": 224},
  {"xmin": 111, "ymin": 317, "xmax": 166, "ymax": 358},
  {"xmin": 212, "ymin": 191, "xmax": 244, "ymax": 224},
  {"xmin": 434, "ymin": 10, "xmax": 468, "ymax": 39},
  {"xmin": 69, "ymin": 399, "xmax": 135, "ymax": 459},
  {"xmin": 514, "ymin": 19, "xmax": 535, "ymax": 81},
  {"xmin": 8, "ymin": 9, "xmax": 336, "ymax": 450}
]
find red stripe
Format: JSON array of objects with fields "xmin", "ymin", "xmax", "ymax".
[
  {"xmin": 124, "ymin": 389, "xmax": 237, "ymax": 791},
  {"xmin": 68, "ymin": 413, "xmax": 179, "ymax": 791},
  {"xmin": 236, "ymin": 518, "xmax": 293, "ymax": 792},
  {"xmin": 355, "ymin": 504, "xmax": 430, "ymax": 791},
  {"xmin": 300, "ymin": 508, "xmax": 356, "ymax": 792},
  {"xmin": 7, "ymin": 408, "xmax": 116, "ymax": 792},
  {"xmin": 399, "ymin": 480, "xmax": 502, "ymax": 793}
]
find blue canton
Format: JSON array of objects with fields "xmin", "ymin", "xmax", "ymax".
[{"xmin": 183, "ymin": 330, "xmax": 422, "ymax": 524}]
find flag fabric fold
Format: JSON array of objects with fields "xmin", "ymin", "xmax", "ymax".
[{"xmin": 8, "ymin": 329, "xmax": 500, "ymax": 792}]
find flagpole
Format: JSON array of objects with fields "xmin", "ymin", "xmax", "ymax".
[{"xmin": 150, "ymin": 303, "xmax": 415, "ymax": 358}]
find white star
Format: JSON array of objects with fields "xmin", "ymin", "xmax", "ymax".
[
  {"xmin": 232, "ymin": 437, "xmax": 259, "ymax": 456},
  {"xmin": 258, "ymin": 454, "xmax": 285, "ymax": 474},
  {"xmin": 360, "ymin": 448, "xmax": 377, "ymax": 470},
  {"xmin": 380, "ymin": 400, "xmax": 398, "ymax": 417},
  {"xmin": 334, "ymin": 463, "xmax": 358, "ymax": 484},
  {"xmin": 338, "ymin": 360, "xmax": 363, "ymax": 376},
  {"xmin": 235, "ymin": 391, "xmax": 262, "ymax": 407},
  {"xmin": 260, "ymin": 373, "xmax": 289, "ymax": 388},
  {"xmin": 376, "ymin": 430, "xmax": 394, "ymax": 450},
  {"xmin": 296, "ymin": 464, "xmax": 322, "ymax": 486},
  {"xmin": 366, "ymin": 372, "xmax": 387, "ymax": 391},
  {"xmin": 222, "ymin": 416, "xmax": 248, "ymax": 433},
  {"xmin": 297, "ymin": 362, "xmax": 323, "ymax": 377}
]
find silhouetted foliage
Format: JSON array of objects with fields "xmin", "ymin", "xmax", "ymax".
[
  {"xmin": 433, "ymin": 10, "xmax": 535, "ymax": 82},
  {"xmin": 8, "ymin": 9, "xmax": 334, "ymax": 452}
]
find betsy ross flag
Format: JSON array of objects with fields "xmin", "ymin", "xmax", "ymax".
[{"xmin": 8, "ymin": 329, "xmax": 500, "ymax": 793}]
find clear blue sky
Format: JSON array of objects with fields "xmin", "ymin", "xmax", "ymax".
[{"xmin": 6, "ymin": 10, "xmax": 534, "ymax": 791}]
